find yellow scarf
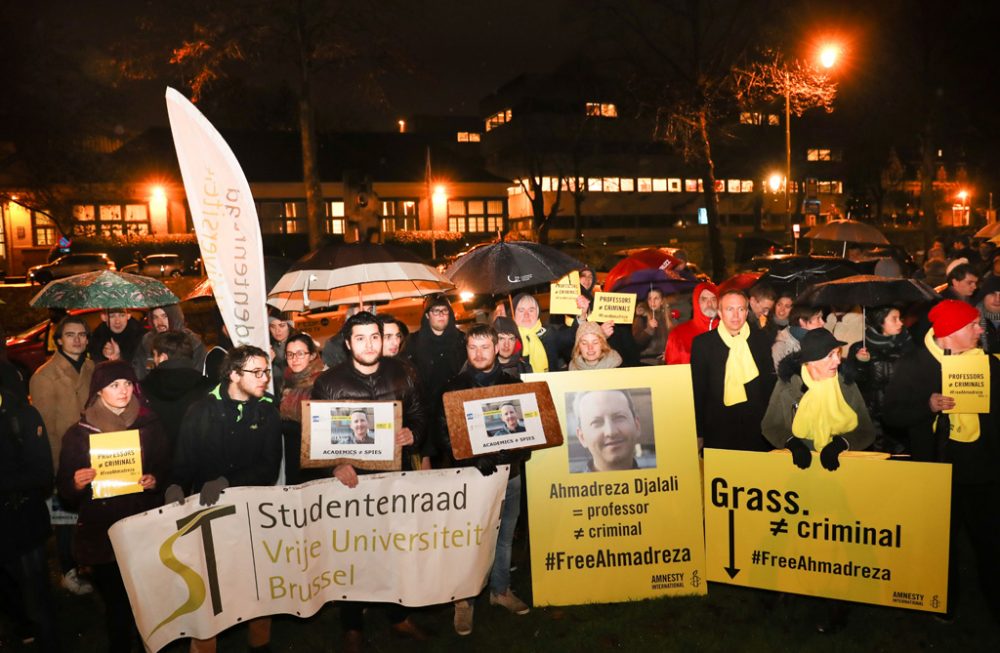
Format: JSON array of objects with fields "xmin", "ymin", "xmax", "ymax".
[
  {"xmin": 518, "ymin": 320, "xmax": 550, "ymax": 373},
  {"xmin": 924, "ymin": 328, "xmax": 982, "ymax": 443},
  {"xmin": 791, "ymin": 364, "xmax": 858, "ymax": 450},
  {"xmin": 718, "ymin": 322, "xmax": 759, "ymax": 406}
]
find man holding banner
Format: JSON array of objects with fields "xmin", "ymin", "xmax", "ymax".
[{"xmin": 883, "ymin": 300, "xmax": 1000, "ymax": 623}]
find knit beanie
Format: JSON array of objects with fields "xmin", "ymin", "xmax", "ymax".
[
  {"xmin": 88, "ymin": 359, "xmax": 139, "ymax": 405},
  {"xmin": 928, "ymin": 300, "xmax": 980, "ymax": 338}
]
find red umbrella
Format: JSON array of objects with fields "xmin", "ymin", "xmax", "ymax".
[
  {"xmin": 604, "ymin": 248, "xmax": 685, "ymax": 293},
  {"xmin": 716, "ymin": 272, "xmax": 762, "ymax": 294}
]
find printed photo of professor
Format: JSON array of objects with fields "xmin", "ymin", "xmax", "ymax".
[
  {"xmin": 485, "ymin": 400, "xmax": 526, "ymax": 436},
  {"xmin": 331, "ymin": 408, "xmax": 377, "ymax": 445},
  {"xmin": 566, "ymin": 388, "xmax": 656, "ymax": 473}
]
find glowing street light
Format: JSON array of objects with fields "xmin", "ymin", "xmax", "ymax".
[
  {"xmin": 768, "ymin": 173, "xmax": 784, "ymax": 193},
  {"xmin": 819, "ymin": 44, "xmax": 841, "ymax": 69},
  {"xmin": 957, "ymin": 189, "xmax": 969, "ymax": 202}
]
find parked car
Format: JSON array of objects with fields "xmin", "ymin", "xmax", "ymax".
[
  {"xmin": 4, "ymin": 308, "xmax": 145, "ymax": 383},
  {"xmin": 121, "ymin": 253, "xmax": 197, "ymax": 277},
  {"xmin": 27, "ymin": 252, "xmax": 116, "ymax": 284}
]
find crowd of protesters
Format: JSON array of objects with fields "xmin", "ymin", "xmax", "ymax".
[{"xmin": 3, "ymin": 234, "xmax": 1000, "ymax": 651}]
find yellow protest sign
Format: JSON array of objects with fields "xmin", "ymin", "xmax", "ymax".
[
  {"xmin": 704, "ymin": 449, "xmax": 950, "ymax": 613},
  {"xmin": 90, "ymin": 429, "xmax": 143, "ymax": 499},
  {"xmin": 524, "ymin": 366, "xmax": 707, "ymax": 605},
  {"xmin": 941, "ymin": 354, "xmax": 990, "ymax": 414},
  {"xmin": 549, "ymin": 271, "xmax": 581, "ymax": 315},
  {"xmin": 589, "ymin": 291, "xmax": 637, "ymax": 323}
]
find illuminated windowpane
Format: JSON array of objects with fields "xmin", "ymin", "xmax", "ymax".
[
  {"xmin": 327, "ymin": 218, "xmax": 345, "ymax": 234},
  {"xmin": 468, "ymin": 200, "xmax": 484, "ymax": 216},
  {"xmin": 741, "ymin": 180, "xmax": 754, "ymax": 193},
  {"xmin": 603, "ymin": 177, "xmax": 620, "ymax": 192},
  {"xmin": 588, "ymin": 178, "xmax": 602, "ymax": 192},
  {"xmin": 667, "ymin": 178, "xmax": 681, "ymax": 192},
  {"xmin": 448, "ymin": 200, "xmax": 466, "ymax": 216},
  {"xmin": 486, "ymin": 200, "xmax": 503, "ymax": 215},
  {"xmin": 714, "ymin": 180, "xmax": 725, "ymax": 192},
  {"xmin": 652, "ymin": 178, "xmax": 667, "ymax": 192},
  {"xmin": 727, "ymin": 179, "xmax": 740, "ymax": 193},
  {"xmin": 468, "ymin": 132, "xmax": 481, "ymax": 142},
  {"xmin": 125, "ymin": 204, "xmax": 148, "ymax": 221},
  {"xmin": 768, "ymin": 114, "xmax": 780, "ymax": 126},
  {"xmin": 457, "ymin": 132, "xmax": 469, "ymax": 142},
  {"xmin": 620, "ymin": 178, "xmax": 634, "ymax": 192},
  {"xmin": 329, "ymin": 201, "xmax": 345, "ymax": 217},
  {"xmin": 100, "ymin": 205, "xmax": 122, "ymax": 221},
  {"xmin": 73, "ymin": 205, "xmax": 95, "ymax": 221},
  {"xmin": 637, "ymin": 178, "xmax": 653, "ymax": 192},
  {"xmin": 541, "ymin": 178, "xmax": 551, "ymax": 192},
  {"xmin": 685, "ymin": 179, "xmax": 699, "ymax": 192}
]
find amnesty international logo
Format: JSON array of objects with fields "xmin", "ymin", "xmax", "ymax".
[{"xmin": 150, "ymin": 504, "xmax": 237, "ymax": 636}]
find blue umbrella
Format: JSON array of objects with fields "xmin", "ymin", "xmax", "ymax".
[{"xmin": 606, "ymin": 268, "xmax": 698, "ymax": 300}]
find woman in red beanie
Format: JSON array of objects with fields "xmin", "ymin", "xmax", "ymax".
[{"xmin": 57, "ymin": 360, "xmax": 170, "ymax": 653}]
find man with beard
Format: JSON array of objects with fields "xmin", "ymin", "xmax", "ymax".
[
  {"xmin": 311, "ymin": 311, "xmax": 427, "ymax": 650},
  {"xmin": 430, "ymin": 324, "xmax": 530, "ymax": 636},
  {"xmin": 665, "ymin": 282, "xmax": 718, "ymax": 365},
  {"xmin": 132, "ymin": 304, "xmax": 206, "ymax": 379}
]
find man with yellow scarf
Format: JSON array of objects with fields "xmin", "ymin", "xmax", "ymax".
[
  {"xmin": 883, "ymin": 299, "xmax": 1000, "ymax": 624},
  {"xmin": 762, "ymin": 329, "xmax": 875, "ymax": 470},
  {"xmin": 691, "ymin": 289, "xmax": 776, "ymax": 451}
]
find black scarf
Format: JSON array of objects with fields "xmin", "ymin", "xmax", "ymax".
[{"xmin": 59, "ymin": 349, "xmax": 87, "ymax": 374}]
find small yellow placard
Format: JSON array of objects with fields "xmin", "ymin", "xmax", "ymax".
[
  {"xmin": 90, "ymin": 429, "xmax": 142, "ymax": 499},
  {"xmin": 941, "ymin": 355, "xmax": 990, "ymax": 414},
  {"xmin": 549, "ymin": 271, "xmax": 581, "ymax": 315},
  {"xmin": 589, "ymin": 291, "xmax": 637, "ymax": 323},
  {"xmin": 704, "ymin": 449, "xmax": 951, "ymax": 612}
]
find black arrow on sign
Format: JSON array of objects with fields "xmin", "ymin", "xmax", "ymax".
[{"xmin": 724, "ymin": 509, "xmax": 740, "ymax": 579}]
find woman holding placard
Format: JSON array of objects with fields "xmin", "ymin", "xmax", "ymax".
[{"xmin": 57, "ymin": 360, "xmax": 169, "ymax": 653}]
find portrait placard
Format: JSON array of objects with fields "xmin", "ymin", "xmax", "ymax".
[
  {"xmin": 301, "ymin": 401, "xmax": 402, "ymax": 471},
  {"xmin": 444, "ymin": 382, "xmax": 562, "ymax": 459}
]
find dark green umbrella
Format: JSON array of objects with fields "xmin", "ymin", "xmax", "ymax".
[{"xmin": 29, "ymin": 270, "xmax": 179, "ymax": 309}]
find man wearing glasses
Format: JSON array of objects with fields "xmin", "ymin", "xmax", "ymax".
[
  {"xmin": 404, "ymin": 296, "xmax": 466, "ymax": 437},
  {"xmin": 168, "ymin": 345, "xmax": 282, "ymax": 653}
]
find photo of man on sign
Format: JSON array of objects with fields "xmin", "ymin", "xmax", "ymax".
[
  {"xmin": 566, "ymin": 388, "xmax": 656, "ymax": 473},
  {"xmin": 348, "ymin": 409, "xmax": 376, "ymax": 444}
]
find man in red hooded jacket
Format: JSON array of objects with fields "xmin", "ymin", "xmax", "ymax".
[{"xmin": 664, "ymin": 282, "xmax": 719, "ymax": 364}]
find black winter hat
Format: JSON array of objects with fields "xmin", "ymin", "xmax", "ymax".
[{"xmin": 799, "ymin": 329, "xmax": 847, "ymax": 363}]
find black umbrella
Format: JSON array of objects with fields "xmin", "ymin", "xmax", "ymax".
[
  {"xmin": 758, "ymin": 256, "xmax": 862, "ymax": 297},
  {"xmin": 798, "ymin": 275, "xmax": 940, "ymax": 349},
  {"xmin": 798, "ymin": 275, "xmax": 939, "ymax": 307},
  {"xmin": 444, "ymin": 241, "xmax": 585, "ymax": 295}
]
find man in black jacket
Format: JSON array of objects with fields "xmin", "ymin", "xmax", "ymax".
[
  {"xmin": 140, "ymin": 331, "xmax": 213, "ymax": 449},
  {"xmin": 431, "ymin": 324, "xmax": 530, "ymax": 636},
  {"xmin": 404, "ymin": 295, "xmax": 465, "ymax": 421},
  {"xmin": 167, "ymin": 345, "xmax": 282, "ymax": 653},
  {"xmin": 310, "ymin": 311, "xmax": 427, "ymax": 650},
  {"xmin": 88, "ymin": 309, "xmax": 145, "ymax": 364},
  {"xmin": 690, "ymin": 289, "xmax": 776, "ymax": 452},
  {"xmin": 883, "ymin": 300, "xmax": 1000, "ymax": 622}
]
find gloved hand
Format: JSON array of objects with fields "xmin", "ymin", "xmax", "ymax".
[
  {"xmin": 164, "ymin": 484, "xmax": 185, "ymax": 505},
  {"xmin": 820, "ymin": 436, "xmax": 848, "ymax": 471},
  {"xmin": 199, "ymin": 477, "xmax": 229, "ymax": 506},
  {"xmin": 786, "ymin": 437, "xmax": 812, "ymax": 469},
  {"xmin": 474, "ymin": 457, "xmax": 498, "ymax": 477}
]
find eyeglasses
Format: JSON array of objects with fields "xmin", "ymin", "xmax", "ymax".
[
  {"xmin": 286, "ymin": 352, "xmax": 312, "ymax": 360},
  {"xmin": 429, "ymin": 308, "xmax": 450, "ymax": 316},
  {"xmin": 240, "ymin": 368, "xmax": 272, "ymax": 378}
]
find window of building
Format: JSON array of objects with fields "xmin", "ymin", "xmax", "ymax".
[
  {"xmin": 457, "ymin": 131, "xmax": 481, "ymax": 142},
  {"xmin": 585, "ymin": 102, "xmax": 618, "ymax": 118},
  {"xmin": 637, "ymin": 178, "xmax": 653, "ymax": 193},
  {"xmin": 667, "ymin": 178, "xmax": 682, "ymax": 192},
  {"xmin": 619, "ymin": 178, "xmax": 635, "ymax": 192},
  {"xmin": 684, "ymin": 179, "xmax": 699, "ymax": 192},
  {"xmin": 326, "ymin": 201, "xmax": 345, "ymax": 234},
  {"xmin": 71, "ymin": 202, "xmax": 151, "ymax": 238},
  {"xmin": 817, "ymin": 181, "xmax": 843, "ymax": 194},
  {"xmin": 768, "ymin": 114, "xmax": 780, "ymax": 126},
  {"xmin": 652, "ymin": 178, "xmax": 667, "ymax": 192},
  {"xmin": 381, "ymin": 199, "xmax": 418, "ymax": 232},
  {"xmin": 727, "ymin": 179, "xmax": 741, "ymax": 193},
  {"xmin": 485, "ymin": 109, "xmax": 512, "ymax": 132},
  {"xmin": 741, "ymin": 180, "xmax": 754, "ymax": 193},
  {"xmin": 32, "ymin": 212, "xmax": 58, "ymax": 246},
  {"xmin": 588, "ymin": 178, "xmax": 603, "ymax": 192},
  {"xmin": 714, "ymin": 180, "xmax": 725, "ymax": 193},
  {"xmin": 603, "ymin": 177, "xmax": 620, "ymax": 192},
  {"xmin": 739, "ymin": 111, "xmax": 779, "ymax": 126},
  {"xmin": 447, "ymin": 198, "xmax": 505, "ymax": 233},
  {"xmin": 806, "ymin": 148, "xmax": 840, "ymax": 162}
]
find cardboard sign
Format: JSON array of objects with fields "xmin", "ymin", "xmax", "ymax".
[
  {"xmin": 941, "ymin": 354, "xmax": 990, "ymax": 414},
  {"xmin": 302, "ymin": 401, "xmax": 402, "ymax": 471},
  {"xmin": 89, "ymin": 429, "xmax": 142, "ymax": 499},
  {"xmin": 443, "ymin": 381, "xmax": 562, "ymax": 459},
  {"xmin": 703, "ymin": 449, "xmax": 951, "ymax": 613},
  {"xmin": 523, "ymin": 367, "xmax": 707, "ymax": 605},
  {"xmin": 590, "ymin": 292, "xmax": 637, "ymax": 323},
  {"xmin": 549, "ymin": 271, "xmax": 582, "ymax": 315}
]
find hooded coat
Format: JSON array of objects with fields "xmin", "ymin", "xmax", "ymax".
[
  {"xmin": 405, "ymin": 300, "xmax": 467, "ymax": 415},
  {"xmin": 140, "ymin": 358, "xmax": 213, "ymax": 448},
  {"xmin": 665, "ymin": 282, "xmax": 718, "ymax": 365},
  {"xmin": 88, "ymin": 316, "xmax": 145, "ymax": 364},
  {"xmin": 131, "ymin": 304, "xmax": 207, "ymax": 380}
]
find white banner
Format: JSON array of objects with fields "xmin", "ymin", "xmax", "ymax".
[
  {"xmin": 110, "ymin": 468, "xmax": 508, "ymax": 652},
  {"xmin": 165, "ymin": 87, "xmax": 269, "ymax": 356}
]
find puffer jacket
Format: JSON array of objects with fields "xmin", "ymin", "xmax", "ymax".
[
  {"xmin": 311, "ymin": 357, "xmax": 426, "ymax": 468},
  {"xmin": 846, "ymin": 326, "xmax": 914, "ymax": 422}
]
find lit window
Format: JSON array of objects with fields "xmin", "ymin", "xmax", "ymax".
[
  {"xmin": 73, "ymin": 205, "xmax": 95, "ymax": 221},
  {"xmin": 727, "ymin": 179, "xmax": 741, "ymax": 193},
  {"xmin": 637, "ymin": 178, "xmax": 653, "ymax": 192},
  {"xmin": 768, "ymin": 114, "xmax": 780, "ymax": 126},
  {"xmin": 125, "ymin": 205, "xmax": 148, "ymax": 221},
  {"xmin": 329, "ymin": 201, "xmax": 345, "ymax": 217},
  {"xmin": 588, "ymin": 178, "xmax": 603, "ymax": 192},
  {"xmin": 741, "ymin": 180, "xmax": 754, "ymax": 193},
  {"xmin": 585, "ymin": 102, "xmax": 618, "ymax": 117},
  {"xmin": 620, "ymin": 178, "xmax": 634, "ymax": 192},
  {"xmin": 457, "ymin": 131, "xmax": 482, "ymax": 142},
  {"xmin": 652, "ymin": 178, "xmax": 667, "ymax": 192},
  {"xmin": 807, "ymin": 148, "xmax": 832, "ymax": 161},
  {"xmin": 739, "ymin": 112, "xmax": 757, "ymax": 125},
  {"xmin": 485, "ymin": 109, "xmax": 513, "ymax": 132},
  {"xmin": 603, "ymin": 177, "xmax": 620, "ymax": 192},
  {"xmin": 684, "ymin": 179, "xmax": 699, "ymax": 192},
  {"xmin": 714, "ymin": 180, "xmax": 725, "ymax": 192},
  {"xmin": 667, "ymin": 178, "xmax": 681, "ymax": 192},
  {"xmin": 541, "ymin": 177, "xmax": 552, "ymax": 192}
]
